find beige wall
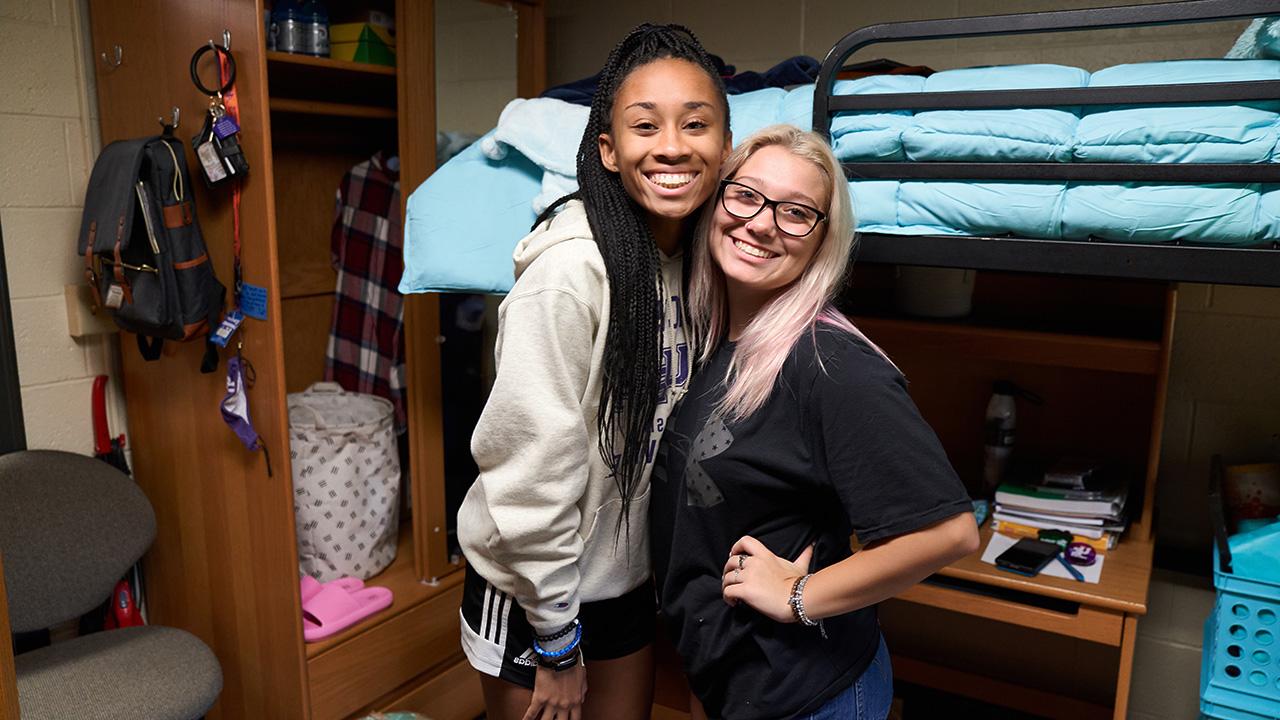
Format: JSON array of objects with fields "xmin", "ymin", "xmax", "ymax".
[
  {"xmin": 0, "ymin": 0, "xmax": 128, "ymax": 454},
  {"xmin": 436, "ymin": 0, "xmax": 519, "ymax": 136},
  {"xmin": 547, "ymin": 0, "xmax": 1252, "ymax": 84}
]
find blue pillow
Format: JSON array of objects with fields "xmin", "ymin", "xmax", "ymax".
[
  {"xmin": 782, "ymin": 77, "xmax": 926, "ymax": 161},
  {"xmin": 400, "ymin": 133, "xmax": 541, "ymax": 295},
  {"xmin": 898, "ymin": 181, "xmax": 1066, "ymax": 239},
  {"xmin": 728, "ymin": 88, "xmax": 786, "ymax": 143},
  {"xmin": 904, "ymin": 64, "xmax": 1087, "ymax": 163},
  {"xmin": 1062, "ymin": 183, "xmax": 1262, "ymax": 245}
]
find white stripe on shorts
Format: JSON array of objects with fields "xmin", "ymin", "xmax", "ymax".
[{"xmin": 460, "ymin": 608, "xmax": 506, "ymax": 677}]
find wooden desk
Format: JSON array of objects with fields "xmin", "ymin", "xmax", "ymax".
[{"xmin": 882, "ymin": 526, "xmax": 1153, "ymax": 720}]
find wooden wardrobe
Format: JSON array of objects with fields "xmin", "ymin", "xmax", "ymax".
[{"xmin": 85, "ymin": 2, "xmax": 545, "ymax": 718}]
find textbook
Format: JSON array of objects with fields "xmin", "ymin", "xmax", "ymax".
[
  {"xmin": 992, "ymin": 518, "xmax": 1117, "ymax": 551},
  {"xmin": 993, "ymin": 504, "xmax": 1127, "ymax": 528},
  {"xmin": 995, "ymin": 481, "xmax": 1127, "ymax": 517}
]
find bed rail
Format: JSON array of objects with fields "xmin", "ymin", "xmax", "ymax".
[{"xmin": 813, "ymin": 0, "xmax": 1280, "ymax": 287}]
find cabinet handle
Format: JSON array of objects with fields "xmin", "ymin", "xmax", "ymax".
[{"xmin": 100, "ymin": 45, "xmax": 122, "ymax": 69}]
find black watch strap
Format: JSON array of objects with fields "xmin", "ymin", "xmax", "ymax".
[{"xmin": 540, "ymin": 649, "xmax": 581, "ymax": 672}]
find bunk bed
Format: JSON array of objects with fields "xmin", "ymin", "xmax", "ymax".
[{"xmin": 812, "ymin": 0, "xmax": 1280, "ymax": 287}]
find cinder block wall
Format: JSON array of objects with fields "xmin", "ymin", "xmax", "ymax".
[
  {"xmin": 436, "ymin": 0, "xmax": 519, "ymax": 136},
  {"xmin": 0, "ymin": 0, "xmax": 127, "ymax": 453}
]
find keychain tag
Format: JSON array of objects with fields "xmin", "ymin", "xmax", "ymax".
[
  {"xmin": 104, "ymin": 284, "xmax": 125, "ymax": 309},
  {"xmin": 210, "ymin": 308, "xmax": 244, "ymax": 348},
  {"xmin": 196, "ymin": 140, "xmax": 229, "ymax": 184},
  {"xmin": 213, "ymin": 115, "xmax": 240, "ymax": 139}
]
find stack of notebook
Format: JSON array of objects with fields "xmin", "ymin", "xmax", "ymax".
[{"xmin": 992, "ymin": 465, "xmax": 1128, "ymax": 550}]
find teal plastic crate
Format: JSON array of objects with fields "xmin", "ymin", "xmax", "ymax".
[{"xmin": 1199, "ymin": 552, "xmax": 1280, "ymax": 720}]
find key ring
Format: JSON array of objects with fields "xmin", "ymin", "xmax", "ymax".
[{"xmin": 190, "ymin": 41, "xmax": 236, "ymax": 96}]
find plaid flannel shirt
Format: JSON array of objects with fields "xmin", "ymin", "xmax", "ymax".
[{"xmin": 325, "ymin": 152, "xmax": 406, "ymax": 432}]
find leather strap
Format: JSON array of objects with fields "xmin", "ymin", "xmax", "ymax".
[
  {"xmin": 83, "ymin": 221, "xmax": 101, "ymax": 308},
  {"xmin": 112, "ymin": 216, "xmax": 132, "ymax": 305},
  {"xmin": 172, "ymin": 253, "xmax": 208, "ymax": 270},
  {"xmin": 162, "ymin": 201, "xmax": 194, "ymax": 229}
]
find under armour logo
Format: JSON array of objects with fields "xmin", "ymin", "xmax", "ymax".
[{"xmin": 685, "ymin": 417, "xmax": 732, "ymax": 507}]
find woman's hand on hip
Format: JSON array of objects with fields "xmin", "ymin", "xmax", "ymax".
[
  {"xmin": 721, "ymin": 535, "xmax": 814, "ymax": 623},
  {"xmin": 523, "ymin": 661, "xmax": 587, "ymax": 720}
]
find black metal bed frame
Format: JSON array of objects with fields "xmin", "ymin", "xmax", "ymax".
[{"xmin": 813, "ymin": 0, "xmax": 1280, "ymax": 287}]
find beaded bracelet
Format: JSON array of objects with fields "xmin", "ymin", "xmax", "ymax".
[
  {"xmin": 788, "ymin": 574, "xmax": 828, "ymax": 639},
  {"xmin": 534, "ymin": 618, "xmax": 579, "ymax": 643},
  {"xmin": 532, "ymin": 621, "xmax": 583, "ymax": 660}
]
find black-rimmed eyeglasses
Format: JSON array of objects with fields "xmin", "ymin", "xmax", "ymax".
[{"xmin": 719, "ymin": 180, "xmax": 827, "ymax": 238}]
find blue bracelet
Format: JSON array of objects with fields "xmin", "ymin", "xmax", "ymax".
[{"xmin": 532, "ymin": 622, "xmax": 582, "ymax": 658}]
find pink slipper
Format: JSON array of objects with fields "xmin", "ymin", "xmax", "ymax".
[
  {"xmin": 300, "ymin": 575, "xmax": 364, "ymax": 606},
  {"xmin": 302, "ymin": 584, "xmax": 394, "ymax": 642}
]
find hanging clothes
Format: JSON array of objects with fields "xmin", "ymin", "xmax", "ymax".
[{"xmin": 325, "ymin": 152, "xmax": 406, "ymax": 433}]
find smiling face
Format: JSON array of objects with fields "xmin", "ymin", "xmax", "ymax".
[
  {"xmin": 710, "ymin": 144, "xmax": 830, "ymax": 312},
  {"xmin": 598, "ymin": 57, "xmax": 731, "ymax": 252}
]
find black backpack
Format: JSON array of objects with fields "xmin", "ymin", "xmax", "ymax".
[{"xmin": 78, "ymin": 135, "xmax": 225, "ymax": 372}]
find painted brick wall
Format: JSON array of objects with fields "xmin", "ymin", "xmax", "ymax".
[
  {"xmin": 436, "ymin": 0, "xmax": 519, "ymax": 137},
  {"xmin": 0, "ymin": 0, "xmax": 128, "ymax": 453}
]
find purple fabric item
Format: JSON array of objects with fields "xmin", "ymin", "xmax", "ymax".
[{"xmin": 221, "ymin": 355, "xmax": 262, "ymax": 450}]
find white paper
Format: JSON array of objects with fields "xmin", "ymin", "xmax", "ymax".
[{"xmin": 981, "ymin": 532, "xmax": 1105, "ymax": 584}]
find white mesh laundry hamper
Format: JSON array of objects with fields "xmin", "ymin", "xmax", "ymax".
[{"xmin": 288, "ymin": 382, "xmax": 401, "ymax": 581}]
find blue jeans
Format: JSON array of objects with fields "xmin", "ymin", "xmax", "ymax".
[{"xmin": 802, "ymin": 635, "xmax": 893, "ymax": 720}]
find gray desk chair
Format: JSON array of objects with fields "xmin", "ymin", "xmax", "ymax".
[{"xmin": 0, "ymin": 450, "xmax": 222, "ymax": 719}]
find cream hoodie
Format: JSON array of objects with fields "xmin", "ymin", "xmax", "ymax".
[{"xmin": 457, "ymin": 200, "xmax": 690, "ymax": 635}]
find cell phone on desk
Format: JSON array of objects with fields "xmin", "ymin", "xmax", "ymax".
[{"xmin": 994, "ymin": 538, "xmax": 1061, "ymax": 577}]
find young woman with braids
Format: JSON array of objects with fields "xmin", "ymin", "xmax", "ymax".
[
  {"xmin": 455, "ymin": 24, "xmax": 732, "ymax": 720},
  {"xmin": 651, "ymin": 125, "xmax": 979, "ymax": 720}
]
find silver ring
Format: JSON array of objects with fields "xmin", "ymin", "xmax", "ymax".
[
  {"xmin": 738, "ymin": 554, "xmax": 746, "ymax": 570},
  {"xmin": 733, "ymin": 568, "xmax": 741, "ymax": 583}
]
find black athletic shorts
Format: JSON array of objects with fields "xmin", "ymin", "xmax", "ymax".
[{"xmin": 459, "ymin": 564, "xmax": 656, "ymax": 688}]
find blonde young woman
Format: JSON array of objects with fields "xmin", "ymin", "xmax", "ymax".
[{"xmin": 650, "ymin": 125, "xmax": 980, "ymax": 720}]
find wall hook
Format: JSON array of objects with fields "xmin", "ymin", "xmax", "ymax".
[
  {"xmin": 100, "ymin": 45, "xmax": 122, "ymax": 69},
  {"xmin": 208, "ymin": 29, "xmax": 232, "ymax": 53},
  {"xmin": 158, "ymin": 107, "xmax": 180, "ymax": 135}
]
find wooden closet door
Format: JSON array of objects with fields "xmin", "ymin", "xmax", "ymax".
[{"xmin": 87, "ymin": 2, "xmax": 306, "ymax": 718}]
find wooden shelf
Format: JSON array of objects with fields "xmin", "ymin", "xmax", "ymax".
[
  {"xmin": 267, "ymin": 50, "xmax": 396, "ymax": 76},
  {"xmin": 266, "ymin": 50, "xmax": 398, "ymax": 111},
  {"xmin": 303, "ymin": 528, "xmax": 466, "ymax": 720},
  {"xmin": 269, "ymin": 98, "xmax": 397, "ymax": 120},
  {"xmin": 305, "ymin": 527, "xmax": 461, "ymax": 659},
  {"xmin": 852, "ymin": 315, "xmax": 1163, "ymax": 375}
]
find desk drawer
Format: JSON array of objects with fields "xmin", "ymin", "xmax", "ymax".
[
  {"xmin": 308, "ymin": 582, "xmax": 463, "ymax": 720},
  {"xmin": 895, "ymin": 581, "xmax": 1125, "ymax": 646}
]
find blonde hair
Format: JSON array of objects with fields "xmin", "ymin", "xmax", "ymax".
[{"xmin": 687, "ymin": 124, "xmax": 892, "ymax": 421}]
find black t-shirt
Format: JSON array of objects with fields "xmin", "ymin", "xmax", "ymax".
[{"xmin": 651, "ymin": 326, "xmax": 971, "ymax": 720}]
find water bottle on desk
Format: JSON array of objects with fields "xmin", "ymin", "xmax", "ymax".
[{"xmin": 982, "ymin": 381, "xmax": 1042, "ymax": 496}]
